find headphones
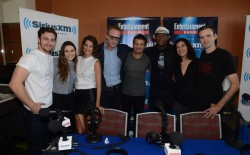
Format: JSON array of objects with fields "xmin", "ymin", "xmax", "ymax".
[
  {"xmin": 106, "ymin": 147, "xmax": 128, "ymax": 155},
  {"xmin": 145, "ymin": 131, "xmax": 164, "ymax": 145},
  {"xmin": 84, "ymin": 107, "xmax": 102, "ymax": 128}
]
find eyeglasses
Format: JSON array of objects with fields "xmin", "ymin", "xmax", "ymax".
[{"xmin": 108, "ymin": 35, "xmax": 120, "ymax": 41}]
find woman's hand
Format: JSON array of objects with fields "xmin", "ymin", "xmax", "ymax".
[{"xmin": 97, "ymin": 105, "xmax": 104, "ymax": 114}]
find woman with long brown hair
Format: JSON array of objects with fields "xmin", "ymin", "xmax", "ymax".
[{"xmin": 51, "ymin": 41, "xmax": 77, "ymax": 112}]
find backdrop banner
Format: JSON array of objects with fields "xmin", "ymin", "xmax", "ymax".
[
  {"xmin": 107, "ymin": 17, "xmax": 161, "ymax": 48},
  {"xmin": 163, "ymin": 17, "xmax": 218, "ymax": 58},
  {"xmin": 19, "ymin": 8, "xmax": 78, "ymax": 56},
  {"xmin": 107, "ymin": 17, "xmax": 218, "ymax": 111},
  {"xmin": 238, "ymin": 15, "xmax": 250, "ymax": 121}
]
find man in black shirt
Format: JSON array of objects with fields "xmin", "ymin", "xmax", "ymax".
[
  {"xmin": 193, "ymin": 25, "xmax": 240, "ymax": 119},
  {"xmin": 145, "ymin": 26, "xmax": 176, "ymax": 113}
]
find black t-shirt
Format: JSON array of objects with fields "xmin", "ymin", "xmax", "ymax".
[
  {"xmin": 144, "ymin": 43, "xmax": 176, "ymax": 89},
  {"xmin": 193, "ymin": 48, "xmax": 236, "ymax": 110}
]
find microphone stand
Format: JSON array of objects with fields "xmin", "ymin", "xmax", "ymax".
[
  {"xmin": 161, "ymin": 111, "xmax": 167, "ymax": 138},
  {"xmin": 160, "ymin": 111, "xmax": 176, "ymax": 148}
]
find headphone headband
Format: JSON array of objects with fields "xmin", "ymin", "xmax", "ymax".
[{"xmin": 106, "ymin": 147, "xmax": 128, "ymax": 155}]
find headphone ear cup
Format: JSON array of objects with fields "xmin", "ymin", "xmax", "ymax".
[{"xmin": 146, "ymin": 131, "xmax": 158, "ymax": 144}]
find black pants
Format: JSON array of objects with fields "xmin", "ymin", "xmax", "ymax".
[
  {"xmin": 121, "ymin": 94, "xmax": 145, "ymax": 137},
  {"xmin": 51, "ymin": 92, "xmax": 75, "ymax": 111},
  {"xmin": 149, "ymin": 87, "xmax": 174, "ymax": 114},
  {"xmin": 101, "ymin": 83, "xmax": 122, "ymax": 110},
  {"xmin": 23, "ymin": 108, "xmax": 51, "ymax": 155}
]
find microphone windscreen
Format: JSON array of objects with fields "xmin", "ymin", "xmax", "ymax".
[
  {"xmin": 39, "ymin": 108, "xmax": 50, "ymax": 117},
  {"xmin": 47, "ymin": 120, "xmax": 61, "ymax": 133},
  {"xmin": 170, "ymin": 132, "xmax": 185, "ymax": 145}
]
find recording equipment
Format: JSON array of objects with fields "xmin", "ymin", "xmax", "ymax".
[
  {"xmin": 225, "ymin": 107, "xmax": 250, "ymax": 153},
  {"xmin": 84, "ymin": 107, "xmax": 102, "ymax": 143},
  {"xmin": 164, "ymin": 142, "xmax": 181, "ymax": 155},
  {"xmin": 146, "ymin": 131, "xmax": 184, "ymax": 147},
  {"xmin": 44, "ymin": 108, "xmax": 73, "ymax": 152},
  {"xmin": 106, "ymin": 147, "xmax": 128, "ymax": 155},
  {"xmin": 146, "ymin": 100, "xmax": 184, "ymax": 147},
  {"xmin": 40, "ymin": 108, "xmax": 71, "ymax": 128},
  {"xmin": 39, "ymin": 108, "xmax": 67, "ymax": 121}
]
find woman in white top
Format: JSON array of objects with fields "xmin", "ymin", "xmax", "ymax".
[{"xmin": 74, "ymin": 35, "xmax": 104, "ymax": 133}]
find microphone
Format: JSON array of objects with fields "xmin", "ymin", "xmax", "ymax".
[{"xmin": 39, "ymin": 108, "xmax": 71, "ymax": 127}]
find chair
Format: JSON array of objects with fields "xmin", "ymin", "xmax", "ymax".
[
  {"xmin": 135, "ymin": 112, "xmax": 176, "ymax": 138},
  {"xmin": 96, "ymin": 108, "xmax": 127, "ymax": 136},
  {"xmin": 180, "ymin": 112, "xmax": 222, "ymax": 139}
]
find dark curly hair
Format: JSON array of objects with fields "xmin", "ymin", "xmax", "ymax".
[
  {"xmin": 80, "ymin": 35, "xmax": 99, "ymax": 58},
  {"xmin": 174, "ymin": 38, "xmax": 196, "ymax": 62}
]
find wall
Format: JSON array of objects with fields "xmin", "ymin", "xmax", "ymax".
[
  {"xmin": 35, "ymin": 0, "xmax": 250, "ymax": 76},
  {"xmin": 2, "ymin": 0, "xmax": 36, "ymax": 23}
]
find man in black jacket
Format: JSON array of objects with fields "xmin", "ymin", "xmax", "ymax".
[
  {"xmin": 144, "ymin": 26, "xmax": 176, "ymax": 113},
  {"xmin": 98, "ymin": 25, "xmax": 130, "ymax": 110}
]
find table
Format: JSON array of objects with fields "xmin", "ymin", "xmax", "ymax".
[{"xmin": 68, "ymin": 135, "xmax": 240, "ymax": 155}]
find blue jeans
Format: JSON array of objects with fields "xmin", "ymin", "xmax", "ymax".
[{"xmin": 23, "ymin": 107, "xmax": 51, "ymax": 155}]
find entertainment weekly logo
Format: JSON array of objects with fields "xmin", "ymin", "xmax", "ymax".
[{"xmin": 23, "ymin": 17, "xmax": 77, "ymax": 35}]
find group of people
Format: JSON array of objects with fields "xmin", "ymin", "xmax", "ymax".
[{"xmin": 9, "ymin": 24, "xmax": 240, "ymax": 154}]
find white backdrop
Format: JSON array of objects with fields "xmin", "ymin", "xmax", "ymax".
[
  {"xmin": 19, "ymin": 8, "xmax": 78, "ymax": 56},
  {"xmin": 238, "ymin": 15, "xmax": 250, "ymax": 121}
]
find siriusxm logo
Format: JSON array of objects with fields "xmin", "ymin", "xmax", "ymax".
[
  {"xmin": 247, "ymin": 48, "xmax": 250, "ymax": 58},
  {"xmin": 23, "ymin": 17, "xmax": 77, "ymax": 35},
  {"xmin": 26, "ymin": 47, "xmax": 32, "ymax": 54},
  {"xmin": 25, "ymin": 48, "xmax": 59, "ymax": 56},
  {"xmin": 244, "ymin": 72, "xmax": 250, "ymax": 82}
]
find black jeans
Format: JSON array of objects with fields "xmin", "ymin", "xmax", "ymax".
[
  {"xmin": 23, "ymin": 107, "xmax": 51, "ymax": 155},
  {"xmin": 149, "ymin": 87, "xmax": 174, "ymax": 114},
  {"xmin": 101, "ymin": 83, "xmax": 122, "ymax": 110},
  {"xmin": 121, "ymin": 94, "xmax": 145, "ymax": 137}
]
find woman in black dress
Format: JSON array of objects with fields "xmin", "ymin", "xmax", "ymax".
[{"xmin": 174, "ymin": 38, "xmax": 199, "ymax": 131}]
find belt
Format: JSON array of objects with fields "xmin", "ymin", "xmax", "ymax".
[{"xmin": 106, "ymin": 83, "xmax": 121, "ymax": 91}]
